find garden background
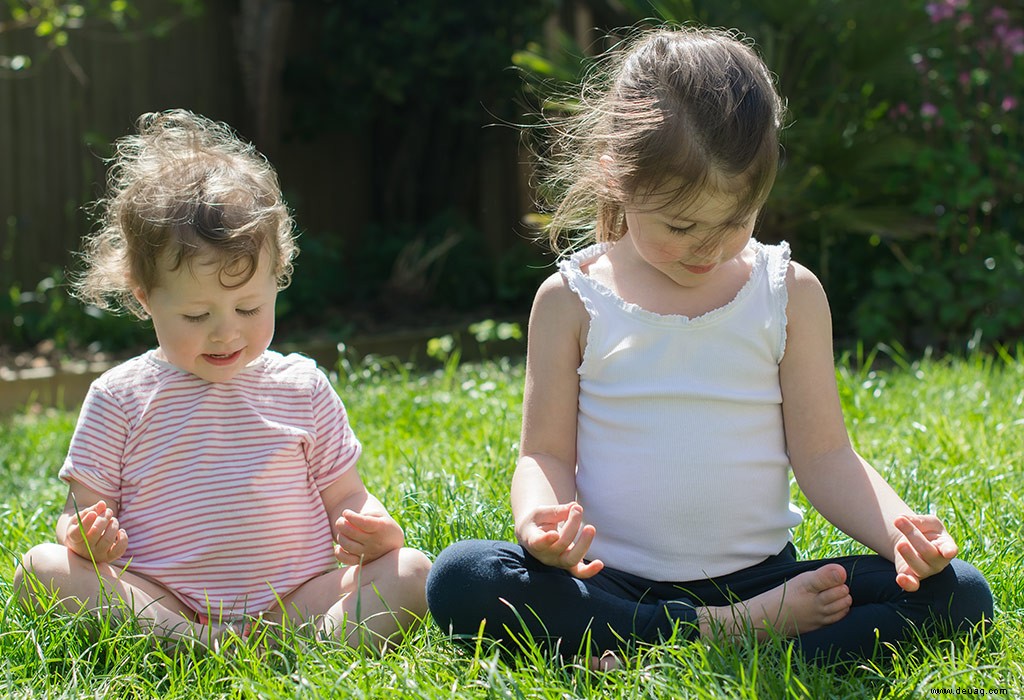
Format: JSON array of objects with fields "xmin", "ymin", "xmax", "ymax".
[
  {"xmin": 1, "ymin": 0, "xmax": 1022, "ymax": 363},
  {"xmin": 2, "ymin": 2, "xmax": 1024, "ymax": 698}
]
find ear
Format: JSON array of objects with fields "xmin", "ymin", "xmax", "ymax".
[{"xmin": 131, "ymin": 286, "xmax": 152, "ymax": 316}]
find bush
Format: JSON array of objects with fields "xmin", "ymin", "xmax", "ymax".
[
  {"xmin": 854, "ymin": 0, "xmax": 1024, "ymax": 348},
  {"xmin": 513, "ymin": 0, "xmax": 1024, "ymax": 348}
]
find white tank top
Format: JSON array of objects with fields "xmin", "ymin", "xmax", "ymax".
[{"xmin": 562, "ymin": 239, "xmax": 803, "ymax": 581}]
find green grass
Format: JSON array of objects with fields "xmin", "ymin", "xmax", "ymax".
[{"xmin": 2, "ymin": 347, "xmax": 1023, "ymax": 698}]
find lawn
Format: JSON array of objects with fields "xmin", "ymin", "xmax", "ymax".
[{"xmin": 1, "ymin": 346, "xmax": 1022, "ymax": 698}]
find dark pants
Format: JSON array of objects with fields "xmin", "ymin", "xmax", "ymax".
[{"xmin": 426, "ymin": 539, "xmax": 993, "ymax": 663}]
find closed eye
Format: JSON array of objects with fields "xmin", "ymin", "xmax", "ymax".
[
  {"xmin": 668, "ymin": 223, "xmax": 696, "ymax": 235},
  {"xmin": 183, "ymin": 313, "xmax": 208, "ymax": 323},
  {"xmin": 238, "ymin": 307, "xmax": 262, "ymax": 317}
]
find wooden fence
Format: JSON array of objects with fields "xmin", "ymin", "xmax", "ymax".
[
  {"xmin": 0, "ymin": 4, "xmax": 537, "ymax": 296},
  {"xmin": 0, "ymin": 4, "xmax": 244, "ymax": 290}
]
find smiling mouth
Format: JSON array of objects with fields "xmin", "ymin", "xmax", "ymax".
[{"xmin": 202, "ymin": 349, "xmax": 243, "ymax": 365}]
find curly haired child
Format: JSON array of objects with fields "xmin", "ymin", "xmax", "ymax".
[{"xmin": 14, "ymin": 110, "xmax": 431, "ymax": 650}]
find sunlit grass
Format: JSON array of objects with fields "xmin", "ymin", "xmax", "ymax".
[{"xmin": 2, "ymin": 347, "xmax": 1022, "ymax": 698}]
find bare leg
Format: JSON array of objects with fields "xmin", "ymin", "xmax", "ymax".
[
  {"xmin": 699, "ymin": 563, "xmax": 852, "ymax": 640},
  {"xmin": 14, "ymin": 543, "xmax": 233, "ymax": 644},
  {"xmin": 267, "ymin": 547, "xmax": 431, "ymax": 652}
]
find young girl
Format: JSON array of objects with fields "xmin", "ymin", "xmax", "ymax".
[
  {"xmin": 14, "ymin": 110, "xmax": 431, "ymax": 649},
  {"xmin": 426, "ymin": 27, "xmax": 992, "ymax": 664}
]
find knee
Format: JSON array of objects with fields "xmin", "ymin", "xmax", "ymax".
[
  {"xmin": 389, "ymin": 547, "xmax": 432, "ymax": 615},
  {"xmin": 930, "ymin": 559, "xmax": 994, "ymax": 631},
  {"xmin": 426, "ymin": 539, "xmax": 516, "ymax": 633},
  {"xmin": 14, "ymin": 543, "xmax": 70, "ymax": 601}
]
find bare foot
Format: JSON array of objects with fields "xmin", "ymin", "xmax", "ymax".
[
  {"xmin": 699, "ymin": 564, "xmax": 852, "ymax": 640},
  {"xmin": 587, "ymin": 650, "xmax": 623, "ymax": 671}
]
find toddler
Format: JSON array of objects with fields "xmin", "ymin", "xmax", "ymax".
[{"xmin": 14, "ymin": 110, "xmax": 431, "ymax": 649}]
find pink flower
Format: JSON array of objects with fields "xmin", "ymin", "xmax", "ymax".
[
  {"xmin": 959, "ymin": 71, "xmax": 972, "ymax": 88},
  {"xmin": 921, "ymin": 102, "xmax": 940, "ymax": 118},
  {"xmin": 1002, "ymin": 95, "xmax": 1018, "ymax": 112}
]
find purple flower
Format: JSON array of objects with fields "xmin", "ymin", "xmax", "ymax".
[
  {"xmin": 990, "ymin": 6, "xmax": 1010, "ymax": 24},
  {"xmin": 1002, "ymin": 95, "xmax": 1018, "ymax": 112},
  {"xmin": 927, "ymin": 0, "xmax": 970, "ymax": 22},
  {"xmin": 926, "ymin": 2, "xmax": 955, "ymax": 22},
  {"xmin": 995, "ymin": 26, "xmax": 1024, "ymax": 55},
  {"xmin": 921, "ymin": 102, "xmax": 940, "ymax": 118}
]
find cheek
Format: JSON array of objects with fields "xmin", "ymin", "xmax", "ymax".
[{"xmin": 643, "ymin": 237, "xmax": 694, "ymax": 262}]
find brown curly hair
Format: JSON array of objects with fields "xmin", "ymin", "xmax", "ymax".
[{"xmin": 74, "ymin": 109, "xmax": 297, "ymax": 319}]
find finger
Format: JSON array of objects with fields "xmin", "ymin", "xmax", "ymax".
[
  {"xmin": 903, "ymin": 512, "xmax": 943, "ymax": 531},
  {"xmin": 336, "ymin": 522, "xmax": 376, "ymax": 549},
  {"xmin": 552, "ymin": 506, "xmax": 585, "ymax": 551},
  {"xmin": 67, "ymin": 512, "xmax": 93, "ymax": 544},
  {"xmin": 333, "ymin": 544, "xmax": 362, "ymax": 566},
  {"xmin": 341, "ymin": 509, "xmax": 384, "ymax": 532},
  {"xmin": 108, "ymin": 530, "xmax": 129, "ymax": 560},
  {"xmin": 96, "ymin": 517, "xmax": 122, "ymax": 550},
  {"xmin": 335, "ymin": 530, "xmax": 370, "ymax": 554},
  {"xmin": 896, "ymin": 539, "xmax": 933, "ymax": 577},
  {"xmin": 533, "ymin": 502, "xmax": 576, "ymax": 526},
  {"xmin": 561, "ymin": 523, "xmax": 596, "ymax": 568},
  {"xmin": 895, "ymin": 517, "xmax": 942, "ymax": 560},
  {"xmin": 525, "ymin": 529, "xmax": 561, "ymax": 555},
  {"xmin": 896, "ymin": 571, "xmax": 921, "ymax": 592},
  {"xmin": 571, "ymin": 558, "xmax": 604, "ymax": 580},
  {"xmin": 937, "ymin": 539, "xmax": 960, "ymax": 559}
]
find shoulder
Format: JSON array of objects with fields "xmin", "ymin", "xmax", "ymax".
[
  {"xmin": 784, "ymin": 259, "xmax": 830, "ymax": 315},
  {"xmin": 254, "ymin": 350, "xmax": 320, "ymax": 382},
  {"xmin": 780, "ymin": 260, "xmax": 834, "ymax": 358},
  {"xmin": 244, "ymin": 350, "xmax": 336, "ymax": 401},
  {"xmin": 85, "ymin": 351, "xmax": 166, "ymax": 403},
  {"xmin": 531, "ymin": 270, "xmax": 587, "ymax": 328}
]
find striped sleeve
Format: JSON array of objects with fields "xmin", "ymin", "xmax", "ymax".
[
  {"xmin": 306, "ymin": 370, "xmax": 362, "ymax": 489},
  {"xmin": 58, "ymin": 385, "xmax": 129, "ymax": 501}
]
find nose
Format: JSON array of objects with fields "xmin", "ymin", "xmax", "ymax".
[{"xmin": 209, "ymin": 315, "xmax": 240, "ymax": 344}]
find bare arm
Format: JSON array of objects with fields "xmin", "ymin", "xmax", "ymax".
[
  {"xmin": 320, "ymin": 465, "xmax": 404, "ymax": 566},
  {"xmin": 511, "ymin": 271, "xmax": 602, "ymax": 578},
  {"xmin": 781, "ymin": 262, "xmax": 956, "ymax": 590}
]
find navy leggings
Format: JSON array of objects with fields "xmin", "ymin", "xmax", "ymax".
[{"xmin": 426, "ymin": 540, "xmax": 993, "ymax": 663}]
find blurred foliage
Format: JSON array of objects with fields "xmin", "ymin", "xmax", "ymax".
[
  {"xmin": 0, "ymin": 0, "xmax": 203, "ymax": 75},
  {"xmin": 515, "ymin": 0, "xmax": 1024, "ymax": 349},
  {"xmin": 856, "ymin": 0, "xmax": 1024, "ymax": 346},
  {"xmin": 3, "ymin": 0, "xmax": 1021, "ymax": 357},
  {"xmin": 0, "ymin": 269, "xmax": 151, "ymax": 356}
]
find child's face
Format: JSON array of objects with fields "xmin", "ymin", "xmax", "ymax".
[
  {"xmin": 623, "ymin": 186, "xmax": 756, "ymax": 286},
  {"xmin": 135, "ymin": 252, "xmax": 278, "ymax": 383}
]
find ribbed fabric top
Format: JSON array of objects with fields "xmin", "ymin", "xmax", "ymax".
[
  {"xmin": 59, "ymin": 350, "xmax": 360, "ymax": 616},
  {"xmin": 562, "ymin": 239, "xmax": 803, "ymax": 581}
]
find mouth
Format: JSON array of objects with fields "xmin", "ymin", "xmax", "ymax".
[
  {"xmin": 202, "ymin": 349, "xmax": 243, "ymax": 366},
  {"xmin": 681, "ymin": 262, "xmax": 716, "ymax": 274}
]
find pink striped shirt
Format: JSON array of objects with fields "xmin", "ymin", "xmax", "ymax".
[{"xmin": 59, "ymin": 350, "xmax": 361, "ymax": 616}]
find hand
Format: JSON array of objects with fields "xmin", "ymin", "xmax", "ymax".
[
  {"xmin": 517, "ymin": 502, "xmax": 604, "ymax": 579},
  {"xmin": 893, "ymin": 514, "xmax": 959, "ymax": 592},
  {"xmin": 333, "ymin": 509, "xmax": 405, "ymax": 566},
  {"xmin": 66, "ymin": 500, "xmax": 129, "ymax": 564}
]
